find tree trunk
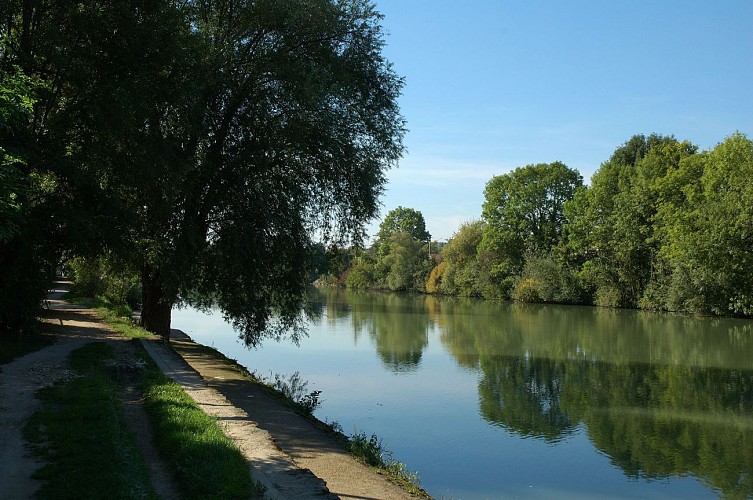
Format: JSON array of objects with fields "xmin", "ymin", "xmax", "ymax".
[{"xmin": 140, "ymin": 268, "xmax": 172, "ymax": 342}]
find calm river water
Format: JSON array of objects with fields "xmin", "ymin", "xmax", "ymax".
[{"xmin": 172, "ymin": 287, "xmax": 753, "ymax": 499}]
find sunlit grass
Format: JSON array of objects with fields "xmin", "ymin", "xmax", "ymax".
[
  {"xmin": 140, "ymin": 366, "xmax": 260, "ymax": 499},
  {"xmin": 73, "ymin": 296, "xmax": 260, "ymax": 498},
  {"xmin": 66, "ymin": 294, "xmax": 151, "ymax": 339}
]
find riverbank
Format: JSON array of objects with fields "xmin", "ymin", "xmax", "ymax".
[
  {"xmin": 0, "ymin": 283, "xmax": 424, "ymax": 499},
  {"xmin": 160, "ymin": 328, "xmax": 422, "ymax": 498}
]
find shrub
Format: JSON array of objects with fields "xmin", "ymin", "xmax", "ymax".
[
  {"xmin": 345, "ymin": 260, "xmax": 375, "ymax": 289},
  {"xmin": 512, "ymin": 277, "xmax": 542, "ymax": 302},
  {"xmin": 513, "ymin": 254, "xmax": 584, "ymax": 304},
  {"xmin": 425, "ymin": 261, "xmax": 446, "ymax": 294},
  {"xmin": 67, "ymin": 255, "xmax": 141, "ymax": 308}
]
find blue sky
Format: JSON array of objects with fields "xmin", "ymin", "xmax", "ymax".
[{"xmin": 365, "ymin": 0, "xmax": 753, "ymax": 242}]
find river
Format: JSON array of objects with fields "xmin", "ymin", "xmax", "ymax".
[{"xmin": 171, "ymin": 287, "xmax": 753, "ymax": 499}]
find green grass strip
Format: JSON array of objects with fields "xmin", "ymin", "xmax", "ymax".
[
  {"xmin": 62, "ymin": 294, "xmax": 259, "ymax": 497},
  {"xmin": 65, "ymin": 294, "xmax": 151, "ymax": 339},
  {"xmin": 24, "ymin": 342, "xmax": 156, "ymax": 499},
  {"xmin": 140, "ymin": 365, "xmax": 259, "ymax": 499}
]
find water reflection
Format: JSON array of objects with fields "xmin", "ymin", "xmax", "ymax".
[
  {"xmin": 312, "ymin": 287, "xmax": 753, "ymax": 497},
  {"xmin": 478, "ymin": 356, "xmax": 576, "ymax": 442},
  {"xmin": 311, "ymin": 287, "xmax": 431, "ymax": 372},
  {"xmin": 351, "ymin": 291, "xmax": 431, "ymax": 372},
  {"xmin": 576, "ymin": 363, "xmax": 753, "ymax": 497}
]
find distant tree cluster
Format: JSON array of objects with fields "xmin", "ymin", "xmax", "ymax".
[
  {"xmin": 337, "ymin": 206, "xmax": 434, "ymax": 292},
  {"xmin": 328, "ymin": 133, "xmax": 753, "ymax": 317}
]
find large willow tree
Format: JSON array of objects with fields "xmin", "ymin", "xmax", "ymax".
[{"xmin": 2, "ymin": 0, "xmax": 404, "ymax": 342}]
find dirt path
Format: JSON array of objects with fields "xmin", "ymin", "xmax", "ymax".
[
  {"xmin": 0, "ymin": 284, "xmax": 181, "ymax": 500},
  {"xmin": 1, "ymin": 285, "xmax": 422, "ymax": 499}
]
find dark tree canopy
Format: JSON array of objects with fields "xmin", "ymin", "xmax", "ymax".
[{"xmin": 2, "ymin": 0, "xmax": 405, "ymax": 342}]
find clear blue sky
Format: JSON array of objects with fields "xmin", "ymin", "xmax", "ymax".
[{"xmin": 365, "ymin": 0, "xmax": 753, "ymax": 242}]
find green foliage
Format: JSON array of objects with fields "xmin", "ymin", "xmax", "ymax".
[
  {"xmin": 563, "ymin": 135, "xmax": 695, "ymax": 308},
  {"xmin": 260, "ymin": 371, "xmax": 323, "ymax": 415},
  {"xmin": 0, "ymin": 68, "xmax": 35, "ymax": 243},
  {"xmin": 350, "ymin": 431, "xmax": 384, "ymax": 467},
  {"xmin": 68, "ymin": 255, "xmax": 141, "ymax": 309},
  {"xmin": 380, "ymin": 231, "xmax": 431, "ymax": 292},
  {"xmin": 377, "ymin": 206, "xmax": 430, "ymax": 243},
  {"xmin": 563, "ymin": 132, "xmax": 752, "ymax": 315},
  {"xmin": 512, "ymin": 255, "xmax": 583, "ymax": 304},
  {"xmin": 342, "ymin": 207, "xmax": 432, "ymax": 293},
  {"xmin": 3, "ymin": 0, "xmax": 405, "ymax": 342},
  {"xmin": 438, "ymin": 221, "xmax": 484, "ymax": 296},
  {"xmin": 512, "ymin": 278, "xmax": 542, "ymax": 303},
  {"xmin": 345, "ymin": 257, "xmax": 376, "ymax": 289},
  {"xmin": 425, "ymin": 260, "xmax": 446, "ymax": 294},
  {"xmin": 349, "ymin": 430, "xmax": 423, "ymax": 495},
  {"xmin": 0, "ymin": 67, "xmax": 53, "ymax": 334},
  {"xmin": 480, "ymin": 162, "xmax": 582, "ymax": 298},
  {"xmin": 655, "ymin": 133, "xmax": 753, "ymax": 315}
]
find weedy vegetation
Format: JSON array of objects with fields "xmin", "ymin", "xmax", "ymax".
[{"xmin": 349, "ymin": 430, "xmax": 425, "ymax": 496}]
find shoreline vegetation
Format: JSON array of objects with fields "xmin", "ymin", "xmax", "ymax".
[
  {"xmin": 59, "ymin": 293, "xmax": 428, "ymax": 498},
  {"xmin": 3, "ymin": 0, "xmax": 750, "ymax": 357},
  {"xmin": 315, "ymin": 133, "xmax": 753, "ymax": 320}
]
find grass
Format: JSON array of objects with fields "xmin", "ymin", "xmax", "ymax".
[
  {"xmin": 65, "ymin": 294, "xmax": 151, "ymax": 339},
  {"xmin": 24, "ymin": 342, "xmax": 157, "ymax": 499},
  {"xmin": 81, "ymin": 297, "xmax": 260, "ymax": 498},
  {"xmin": 0, "ymin": 332, "xmax": 55, "ymax": 364},
  {"xmin": 139, "ymin": 361, "xmax": 261, "ymax": 499},
  {"xmin": 72, "ymin": 296, "xmax": 260, "ymax": 497},
  {"xmin": 25, "ymin": 292, "xmax": 261, "ymax": 499},
  {"xmin": 349, "ymin": 430, "xmax": 426, "ymax": 497}
]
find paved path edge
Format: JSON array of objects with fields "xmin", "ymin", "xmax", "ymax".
[{"xmin": 139, "ymin": 337, "xmax": 334, "ymax": 499}]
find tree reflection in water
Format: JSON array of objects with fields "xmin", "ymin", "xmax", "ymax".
[
  {"xmin": 434, "ymin": 299, "xmax": 753, "ymax": 499},
  {"xmin": 313, "ymin": 287, "xmax": 753, "ymax": 497}
]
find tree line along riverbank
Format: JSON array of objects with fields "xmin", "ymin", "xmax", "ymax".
[{"xmin": 321, "ymin": 133, "xmax": 753, "ymax": 319}]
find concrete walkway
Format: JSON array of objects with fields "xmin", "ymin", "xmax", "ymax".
[
  {"xmin": 146, "ymin": 330, "xmax": 418, "ymax": 500},
  {"xmin": 140, "ymin": 336, "xmax": 335, "ymax": 499}
]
